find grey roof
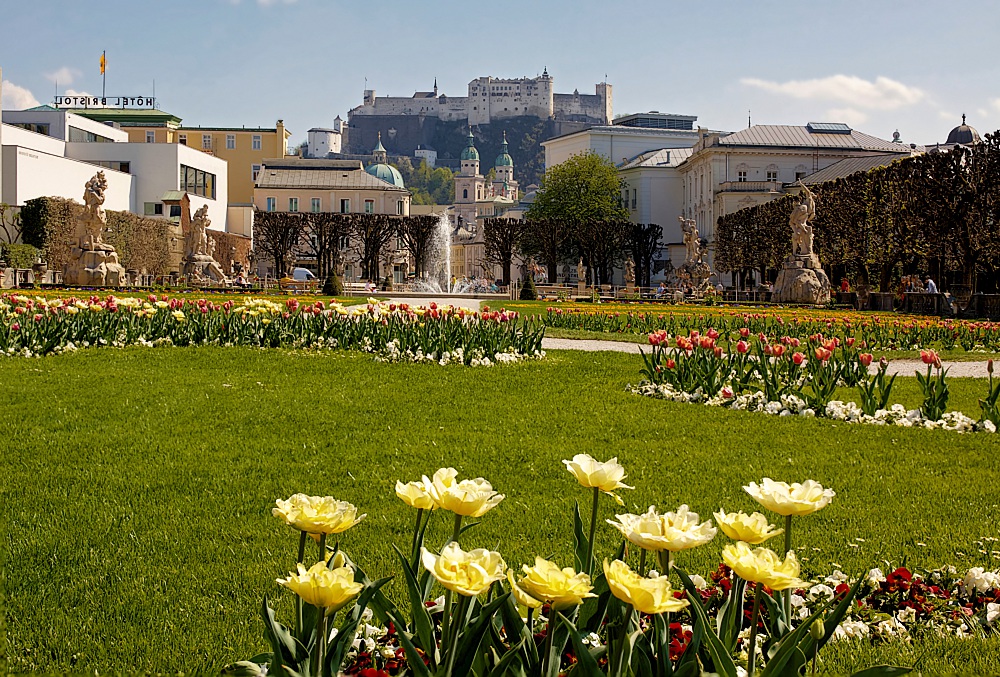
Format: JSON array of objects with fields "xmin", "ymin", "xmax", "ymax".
[
  {"xmin": 718, "ymin": 125, "xmax": 916, "ymax": 153},
  {"xmin": 797, "ymin": 154, "xmax": 907, "ymax": 186},
  {"xmin": 257, "ymin": 162, "xmax": 407, "ymax": 192},
  {"xmin": 618, "ymin": 147, "xmax": 693, "ymax": 170},
  {"xmin": 543, "ymin": 125, "xmax": 703, "ymax": 144},
  {"xmin": 261, "ymin": 158, "xmax": 362, "ymax": 170},
  {"xmin": 308, "ymin": 127, "xmax": 342, "ymax": 133}
]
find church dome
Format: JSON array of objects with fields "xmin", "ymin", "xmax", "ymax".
[
  {"xmin": 494, "ymin": 130, "xmax": 513, "ymax": 167},
  {"xmin": 460, "ymin": 129, "xmax": 479, "ymax": 161},
  {"xmin": 946, "ymin": 115, "xmax": 981, "ymax": 145},
  {"xmin": 366, "ymin": 163, "xmax": 405, "ymax": 188}
]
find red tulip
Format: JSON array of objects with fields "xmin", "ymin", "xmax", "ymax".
[
  {"xmin": 736, "ymin": 340, "xmax": 749, "ymax": 354},
  {"xmin": 792, "ymin": 351, "xmax": 805, "ymax": 366},
  {"xmin": 920, "ymin": 349, "xmax": 939, "ymax": 365},
  {"xmin": 739, "ymin": 327, "xmax": 750, "ymax": 338},
  {"xmin": 859, "ymin": 353, "xmax": 874, "ymax": 367},
  {"xmin": 666, "ymin": 358, "xmax": 676, "ymax": 369},
  {"xmin": 721, "ymin": 387, "xmax": 734, "ymax": 398},
  {"xmin": 772, "ymin": 344, "xmax": 785, "ymax": 358}
]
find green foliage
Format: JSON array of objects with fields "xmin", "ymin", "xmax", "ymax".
[
  {"xmin": 322, "ymin": 275, "xmax": 342, "ymax": 296},
  {"xmin": 1, "ymin": 243, "xmax": 40, "ymax": 269},
  {"xmin": 527, "ymin": 152, "xmax": 628, "ymax": 225},
  {"xmin": 519, "ymin": 272, "xmax": 538, "ymax": 300},
  {"xmin": 395, "ymin": 159, "xmax": 455, "ymax": 205}
]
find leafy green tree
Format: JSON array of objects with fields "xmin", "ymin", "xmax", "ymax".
[{"xmin": 527, "ymin": 152, "xmax": 628, "ymax": 224}]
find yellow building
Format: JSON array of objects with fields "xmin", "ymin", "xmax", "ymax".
[
  {"xmin": 72, "ymin": 109, "xmax": 291, "ymax": 206},
  {"xmin": 252, "ymin": 158, "xmax": 410, "ymax": 216}
]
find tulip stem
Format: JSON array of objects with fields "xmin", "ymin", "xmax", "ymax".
[
  {"xmin": 297, "ymin": 530, "xmax": 307, "ymax": 565},
  {"xmin": 543, "ymin": 612, "xmax": 557, "ymax": 677},
  {"xmin": 410, "ymin": 508, "xmax": 424, "ymax": 564},
  {"xmin": 639, "ymin": 549, "xmax": 647, "ymax": 576},
  {"xmin": 312, "ymin": 605, "xmax": 327, "ymax": 677},
  {"xmin": 748, "ymin": 582, "xmax": 762, "ymax": 677},
  {"xmin": 443, "ymin": 595, "xmax": 467, "ymax": 677},
  {"xmin": 526, "ymin": 607, "xmax": 534, "ymax": 637},
  {"xmin": 783, "ymin": 515, "xmax": 792, "ymax": 625},
  {"xmin": 296, "ymin": 530, "xmax": 307, "ymax": 638},
  {"xmin": 318, "ymin": 533, "xmax": 327, "ymax": 561},
  {"xmin": 585, "ymin": 487, "xmax": 600, "ymax": 575},
  {"xmin": 451, "ymin": 513, "xmax": 463, "ymax": 544}
]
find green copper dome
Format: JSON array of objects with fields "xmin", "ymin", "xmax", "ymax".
[
  {"xmin": 460, "ymin": 129, "xmax": 479, "ymax": 161},
  {"xmin": 494, "ymin": 131, "xmax": 513, "ymax": 167},
  {"xmin": 366, "ymin": 163, "xmax": 405, "ymax": 188}
]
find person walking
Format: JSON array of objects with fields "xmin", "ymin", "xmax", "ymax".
[{"xmin": 926, "ymin": 276, "xmax": 938, "ymax": 294}]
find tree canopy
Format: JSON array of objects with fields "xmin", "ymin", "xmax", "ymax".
[{"xmin": 527, "ymin": 152, "xmax": 628, "ymax": 224}]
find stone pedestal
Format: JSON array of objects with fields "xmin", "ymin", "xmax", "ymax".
[
  {"xmin": 64, "ymin": 244, "xmax": 128, "ymax": 287},
  {"xmin": 578, "ymin": 281, "xmax": 586, "ymax": 295},
  {"xmin": 184, "ymin": 254, "xmax": 228, "ymax": 286},
  {"xmin": 626, "ymin": 282, "xmax": 635, "ymax": 295},
  {"xmin": 772, "ymin": 254, "xmax": 830, "ymax": 305}
]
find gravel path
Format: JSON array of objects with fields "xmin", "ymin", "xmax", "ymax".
[
  {"xmin": 541, "ymin": 337, "xmax": 993, "ymax": 378},
  {"xmin": 386, "ymin": 297, "xmax": 482, "ymax": 311}
]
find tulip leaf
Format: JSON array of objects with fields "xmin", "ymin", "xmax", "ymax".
[
  {"xmin": 673, "ymin": 662, "xmax": 702, "ymax": 677},
  {"xmin": 325, "ymin": 576, "xmax": 394, "ymax": 677},
  {"xmin": 391, "ymin": 544, "xmax": 438, "ymax": 666},
  {"xmin": 716, "ymin": 574, "xmax": 746, "ymax": 652},
  {"xmin": 558, "ymin": 613, "xmax": 603, "ymax": 677},
  {"xmin": 452, "ymin": 593, "xmax": 512, "ymax": 677},
  {"xmin": 496, "ymin": 587, "xmax": 538, "ymax": 669},
  {"xmin": 759, "ymin": 595, "xmax": 837, "ymax": 677},
  {"xmin": 486, "ymin": 638, "xmax": 528, "ymax": 677},
  {"xmin": 678, "ymin": 607, "xmax": 704, "ymax": 670},
  {"xmin": 387, "ymin": 608, "xmax": 434, "ymax": 677},
  {"xmin": 572, "ymin": 501, "xmax": 590, "ymax": 574},
  {"xmin": 757, "ymin": 586, "xmax": 789, "ymax": 640},
  {"xmin": 337, "ymin": 552, "xmax": 400, "ymax": 628},
  {"xmin": 260, "ymin": 596, "xmax": 308, "ymax": 675},
  {"xmin": 674, "ymin": 569, "xmax": 738, "ymax": 677},
  {"xmin": 849, "ymin": 666, "xmax": 914, "ymax": 677},
  {"xmin": 653, "ymin": 612, "xmax": 672, "ymax": 677},
  {"xmin": 459, "ymin": 520, "xmax": 481, "ymax": 536}
]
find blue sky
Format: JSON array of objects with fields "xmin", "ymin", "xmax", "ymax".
[{"xmin": 2, "ymin": 0, "xmax": 997, "ymax": 147}]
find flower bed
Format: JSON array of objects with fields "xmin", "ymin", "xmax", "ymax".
[
  {"xmin": 542, "ymin": 306, "xmax": 1000, "ymax": 353},
  {"xmin": 225, "ymin": 458, "xmax": 1000, "ymax": 677},
  {"xmin": 629, "ymin": 328, "xmax": 999, "ymax": 433},
  {"xmin": 0, "ymin": 294, "xmax": 545, "ymax": 366}
]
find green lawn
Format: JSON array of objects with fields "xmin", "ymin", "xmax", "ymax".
[{"xmin": 2, "ymin": 347, "xmax": 999, "ymax": 675}]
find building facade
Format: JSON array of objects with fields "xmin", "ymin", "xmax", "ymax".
[{"xmin": 350, "ymin": 69, "xmax": 612, "ymax": 126}]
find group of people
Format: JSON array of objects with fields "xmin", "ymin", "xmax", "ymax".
[{"xmin": 902, "ymin": 274, "xmax": 938, "ymax": 294}]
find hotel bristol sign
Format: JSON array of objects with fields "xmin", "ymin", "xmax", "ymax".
[{"xmin": 53, "ymin": 95, "xmax": 157, "ymax": 109}]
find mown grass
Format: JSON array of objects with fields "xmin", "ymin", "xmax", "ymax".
[{"xmin": 2, "ymin": 347, "xmax": 999, "ymax": 675}]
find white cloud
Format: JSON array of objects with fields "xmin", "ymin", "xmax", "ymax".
[
  {"xmin": 991, "ymin": 98, "xmax": 1000, "ymax": 113},
  {"xmin": 45, "ymin": 67, "xmax": 81, "ymax": 86},
  {"xmin": 741, "ymin": 74, "xmax": 925, "ymax": 111},
  {"xmin": 826, "ymin": 107, "xmax": 868, "ymax": 126},
  {"xmin": 1, "ymin": 80, "xmax": 41, "ymax": 110}
]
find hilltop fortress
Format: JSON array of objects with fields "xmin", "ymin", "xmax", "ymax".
[{"xmin": 349, "ymin": 69, "xmax": 612, "ymax": 127}]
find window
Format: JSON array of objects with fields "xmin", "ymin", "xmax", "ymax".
[
  {"xmin": 766, "ymin": 169, "xmax": 778, "ymax": 182},
  {"xmin": 463, "ymin": 188, "xmax": 468, "ymax": 199},
  {"xmin": 143, "ymin": 202, "xmax": 163, "ymax": 216},
  {"xmin": 252, "ymin": 135, "xmax": 262, "ymax": 150},
  {"xmin": 311, "ymin": 198, "xmax": 321, "ymax": 213},
  {"xmin": 266, "ymin": 197, "xmax": 277, "ymax": 212},
  {"xmin": 340, "ymin": 199, "xmax": 350, "ymax": 213},
  {"xmin": 289, "ymin": 198, "xmax": 299, "ymax": 212},
  {"xmin": 146, "ymin": 131, "xmax": 155, "ymax": 143},
  {"xmin": 226, "ymin": 134, "xmax": 236, "ymax": 150},
  {"xmin": 169, "ymin": 205, "xmax": 182, "ymax": 218},
  {"xmin": 397, "ymin": 200, "xmax": 404, "ymax": 215},
  {"xmin": 737, "ymin": 170, "xmax": 747, "ymax": 182},
  {"xmin": 179, "ymin": 134, "xmax": 187, "ymax": 146},
  {"xmin": 795, "ymin": 171, "xmax": 806, "ymax": 180},
  {"xmin": 252, "ymin": 164, "xmax": 261, "ymax": 182},
  {"xmin": 632, "ymin": 189, "xmax": 637, "ymax": 209},
  {"xmin": 364, "ymin": 200, "xmax": 374, "ymax": 214},
  {"xmin": 180, "ymin": 165, "xmax": 217, "ymax": 199},
  {"xmin": 201, "ymin": 134, "xmax": 212, "ymax": 150}
]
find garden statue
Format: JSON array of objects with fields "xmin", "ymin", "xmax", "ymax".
[
  {"xmin": 771, "ymin": 181, "xmax": 830, "ymax": 304},
  {"xmin": 668, "ymin": 215, "xmax": 713, "ymax": 295},
  {"xmin": 679, "ymin": 216, "xmax": 701, "ymax": 264},
  {"xmin": 577, "ymin": 257, "xmax": 587, "ymax": 293},
  {"xmin": 624, "ymin": 257, "xmax": 635, "ymax": 284},
  {"xmin": 63, "ymin": 172, "xmax": 128, "ymax": 286},
  {"xmin": 182, "ymin": 205, "xmax": 228, "ymax": 285}
]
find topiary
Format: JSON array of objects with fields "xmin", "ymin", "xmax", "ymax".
[
  {"xmin": 322, "ymin": 275, "xmax": 342, "ymax": 296},
  {"xmin": 519, "ymin": 273, "xmax": 537, "ymax": 300}
]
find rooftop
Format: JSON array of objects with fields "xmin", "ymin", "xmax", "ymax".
[
  {"xmin": 618, "ymin": 147, "xmax": 693, "ymax": 170},
  {"xmin": 715, "ymin": 124, "xmax": 917, "ymax": 153},
  {"xmin": 797, "ymin": 154, "xmax": 909, "ymax": 186},
  {"xmin": 256, "ymin": 159, "xmax": 408, "ymax": 191},
  {"xmin": 543, "ymin": 125, "xmax": 702, "ymax": 145},
  {"xmin": 68, "ymin": 108, "xmax": 183, "ymax": 126}
]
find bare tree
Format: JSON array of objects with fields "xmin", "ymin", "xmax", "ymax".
[
  {"xmin": 254, "ymin": 210, "xmax": 304, "ymax": 278},
  {"xmin": 482, "ymin": 218, "xmax": 526, "ymax": 286},
  {"xmin": 301, "ymin": 213, "xmax": 352, "ymax": 279},
  {"xmin": 351, "ymin": 214, "xmax": 398, "ymax": 281},
  {"xmin": 396, "ymin": 215, "xmax": 441, "ymax": 276},
  {"xmin": 0, "ymin": 203, "xmax": 23, "ymax": 244},
  {"xmin": 625, "ymin": 223, "xmax": 663, "ymax": 288},
  {"xmin": 520, "ymin": 218, "xmax": 570, "ymax": 283}
]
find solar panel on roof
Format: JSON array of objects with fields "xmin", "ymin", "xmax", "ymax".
[{"xmin": 807, "ymin": 122, "xmax": 852, "ymax": 134}]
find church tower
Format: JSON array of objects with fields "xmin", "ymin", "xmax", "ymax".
[
  {"xmin": 491, "ymin": 131, "xmax": 518, "ymax": 200},
  {"xmin": 454, "ymin": 128, "xmax": 486, "ymax": 229}
]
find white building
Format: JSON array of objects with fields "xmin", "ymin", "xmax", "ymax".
[
  {"xmin": 541, "ymin": 123, "xmax": 701, "ymax": 169},
  {"xmin": 1, "ymin": 107, "xmax": 230, "ymax": 233},
  {"xmin": 305, "ymin": 116, "xmax": 345, "ymax": 158}
]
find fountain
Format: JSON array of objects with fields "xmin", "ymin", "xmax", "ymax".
[{"xmin": 413, "ymin": 214, "xmax": 453, "ymax": 293}]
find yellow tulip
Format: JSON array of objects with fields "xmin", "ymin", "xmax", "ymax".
[
  {"xmin": 607, "ymin": 505, "xmax": 716, "ymax": 552},
  {"xmin": 507, "ymin": 570, "xmax": 542, "ymax": 609},
  {"xmin": 395, "ymin": 480, "xmax": 436, "ymax": 510},
  {"xmin": 420, "ymin": 542, "xmax": 506, "ymax": 597},
  {"xmin": 721, "ymin": 542, "xmax": 805, "ymax": 591},
  {"xmin": 273, "ymin": 494, "xmax": 366, "ymax": 535},
  {"xmin": 744, "ymin": 478, "xmax": 835, "ymax": 517},
  {"xmin": 277, "ymin": 560, "xmax": 363, "ymax": 611},
  {"xmin": 713, "ymin": 510, "xmax": 784, "ymax": 545},
  {"xmin": 603, "ymin": 559, "xmax": 689, "ymax": 615},
  {"xmin": 424, "ymin": 468, "xmax": 503, "ymax": 517},
  {"xmin": 562, "ymin": 453, "xmax": 633, "ymax": 504},
  {"xmin": 516, "ymin": 557, "xmax": 595, "ymax": 610}
]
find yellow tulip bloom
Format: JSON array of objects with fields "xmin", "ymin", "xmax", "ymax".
[
  {"xmin": 395, "ymin": 480, "xmax": 437, "ymax": 510},
  {"xmin": 607, "ymin": 505, "xmax": 716, "ymax": 553},
  {"xmin": 277, "ymin": 560, "xmax": 363, "ymax": 611},
  {"xmin": 273, "ymin": 494, "xmax": 366, "ymax": 535},
  {"xmin": 722, "ymin": 542, "xmax": 805, "ymax": 591},
  {"xmin": 744, "ymin": 478, "xmax": 835, "ymax": 517},
  {"xmin": 507, "ymin": 570, "xmax": 542, "ymax": 609},
  {"xmin": 516, "ymin": 557, "xmax": 595, "ymax": 610},
  {"xmin": 603, "ymin": 559, "xmax": 689, "ymax": 615},
  {"xmin": 713, "ymin": 510, "xmax": 784, "ymax": 545},
  {"xmin": 563, "ymin": 453, "xmax": 633, "ymax": 505},
  {"xmin": 423, "ymin": 468, "xmax": 503, "ymax": 517},
  {"xmin": 420, "ymin": 542, "xmax": 506, "ymax": 597}
]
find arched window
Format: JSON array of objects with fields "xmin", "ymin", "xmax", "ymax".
[
  {"xmin": 463, "ymin": 189, "xmax": 468, "ymax": 199},
  {"xmin": 736, "ymin": 163, "xmax": 749, "ymax": 182},
  {"xmin": 765, "ymin": 164, "xmax": 779, "ymax": 182}
]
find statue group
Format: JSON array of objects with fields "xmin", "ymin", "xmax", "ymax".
[
  {"xmin": 183, "ymin": 205, "xmax": 228, "ymax": 285},
  {"xmin": 63, "ymin": 172, "xmax": 128, "ymax": 286},
  {"xmin": 771, "ymin": 182, "xmax": 831, "ymax": 304},
  {"xmin": 669, "ymin": 216, "xmax": 713, "ymax": 293}
]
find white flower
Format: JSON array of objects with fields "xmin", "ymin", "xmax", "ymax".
[
  {"xmin": 824, "ymin": 570, "xmax": 849, "ymax": 585},
  {"xmin": 832, "ymin": 618, "xmax": 870, "ymax": 641},
  {"xmin": 867, "ymin": 568, "xmax": 886, "ymax": 586},
  {"xmin": 962, "ymin": 567, "xmax": 1000, "ymax": 594},
  {"xmin": 896, "ymin": 607, "xmax": 917, "ymax": 624},
  {"xmin": 808, "ymin": 584, "xmax": 835, "ymax": 601},
  {"xmin": 987, "ymin": 602, "xmax": 1000, "ymax": 624},
  {"xmin": 689, "ymin": 574, "xmax": 708, "ymax": 589}
]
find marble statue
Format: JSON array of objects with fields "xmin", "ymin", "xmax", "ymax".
[
  {"xmin": 679, "ymin": 216, "xmax": 701, "ymax": 264},
  {"xmin": 624, "ymin": 257, "xmax": 635, "ymax": 284},
  {"xmin": 667, "ymin": 215, "xmax": 713, "ymax": 295},
  {"xmin": 182, "ymin": 205, "xmax": 228, "ymax": 285},
  {"xmin": 771, "ymin": 181, "xmax": 830, "ymax": 304},
  {"xmin": 63, "ymin": 172, "xmax": 128, "ymax": 286},
  {"xmin": 577, "ymin": 257, "xmax": 585, "ymax": 282}
]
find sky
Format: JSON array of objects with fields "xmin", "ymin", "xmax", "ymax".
[{"xmin": 2, "ymin": 0, "xmax": 998, "ymax": 147}]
